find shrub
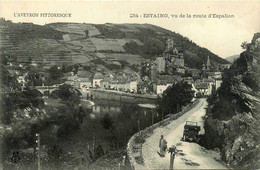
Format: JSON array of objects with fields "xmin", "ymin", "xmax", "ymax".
[{"xmin": 134, "ymin": 135, "xmax": 145, "ymax": 144}]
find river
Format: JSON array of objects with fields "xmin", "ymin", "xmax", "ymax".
[
  {"xmin": 52, "ymin": 96, "xmax": 161, "ymax": 169},
  {"xmin": 2, "ymin": 94, "xmax": 160, "ymax": 169},
  {"xmin": 76, "ymin": 97, "xmax": 159, "ymax": 151}
]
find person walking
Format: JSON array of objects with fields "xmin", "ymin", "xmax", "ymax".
[{"xmin": 159, "ymin": 135, "xmax": 167, "ymax": 157}]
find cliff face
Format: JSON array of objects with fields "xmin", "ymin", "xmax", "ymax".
[{"xmin": 202, "ymin": 33, "xmax": 260, "ymax": 169}]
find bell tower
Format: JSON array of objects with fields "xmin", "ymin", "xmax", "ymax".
[{"xmin": 206, "ymin": 56, "xmax": 211, "ymax": 70}]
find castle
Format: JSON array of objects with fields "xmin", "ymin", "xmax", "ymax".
[{"xmin": 156, "ymin": 38, "xmax": 185, "ymax": 74}]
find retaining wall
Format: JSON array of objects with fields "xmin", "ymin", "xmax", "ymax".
[{"xmin": 126, "ymin": 99, "xmax": 200, "ymax": 169}]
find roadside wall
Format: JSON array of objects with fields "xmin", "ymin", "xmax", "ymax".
[{"xmin": 126, "ymin": 99, "xmax": 199, "ymax": 169}]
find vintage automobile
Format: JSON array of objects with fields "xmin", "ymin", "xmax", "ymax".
[{"xmin": 182, "ymin": 121, "xmax": 201, "ymax": 142}]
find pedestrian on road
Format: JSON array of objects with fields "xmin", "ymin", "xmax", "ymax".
[{"xmin": 159, "ymin": 135, "xmax": 167, "ymax": 157}]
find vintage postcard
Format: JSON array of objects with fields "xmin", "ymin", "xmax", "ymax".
[{"xmin": 0, "ymin": 1, "xmax": 259, "ymax": 169}]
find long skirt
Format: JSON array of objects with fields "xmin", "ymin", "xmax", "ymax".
[{"xmin": 160, "ymin": 145, "xmax": 167, "ymax": 156}]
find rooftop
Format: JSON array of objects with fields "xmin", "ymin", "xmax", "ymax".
[{"xmin": 196, "ymin": 82, "xmax": 209, "ymax": 89}]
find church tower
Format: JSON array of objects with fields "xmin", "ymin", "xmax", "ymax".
[{"xmin": 206, "ymin": 56, "xmax": 211, "ymax": 70}]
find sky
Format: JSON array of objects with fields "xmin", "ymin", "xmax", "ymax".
[{"xmin": 0, "ymin": 1, "xmax": 259, "ymax": 58}]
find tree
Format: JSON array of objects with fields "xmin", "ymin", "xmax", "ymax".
[
  {"xmin": 241, "ymin": 41, "xmax": 249, "ymax": 50},
  {"xmin": 1, "ymin": 67, "xmax": 21, "ymax": 91},
  {"xmin": 61, "ymin": 63, "xmax": 73, "ymax": 73},
  {"xmin": 25, "ymin": 71, "xmax": 42, "ymax": 86},
  {"xmin": 101, "ymin": 114, "xmax": 113, "ymax": 129},
  {"xmin": 157, "ymin": 81, "xmax": 194, "ymax": 115},
  {"xmin": 49, "ymin": 65, "xmax": 63, "ymax": 80},
  {"xmin": 58, "ymin": 84, "xmax": 80, "ymax": 106}
]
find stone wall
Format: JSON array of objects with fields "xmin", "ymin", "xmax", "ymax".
[{"xmin": 126, "ymin": 99, "xmax": 199, "ymax": 169}]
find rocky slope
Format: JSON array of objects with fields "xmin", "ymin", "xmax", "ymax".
[{"xmin": 202, "ymin": 33, "xmax": 260, "ymax": 169}]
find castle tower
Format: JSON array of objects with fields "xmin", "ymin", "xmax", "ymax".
[
  {"xmin": 166, "ymin": 38, "xmax": 174, "ymax": 52},
  {"xmin": 156, "ymin": 57, "xmax": 166, "ymax": 73}
]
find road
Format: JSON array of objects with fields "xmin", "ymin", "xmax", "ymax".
[{"xmin": 136, "ymin": 98, "xmax": 227, "ymax": 169}]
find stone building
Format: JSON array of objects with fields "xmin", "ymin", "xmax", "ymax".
[
  {"xmin": 156, "ymin": 57, "xmax": 166, "ymax": 73},
  {"xmin": 163, "ymin": 38, "xmax": 185, "ymax": 74}
]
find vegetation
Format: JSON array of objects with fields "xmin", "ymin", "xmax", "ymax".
[
  {"xmin": 0, "ymin": 18, "xmax": 63, "ymax": 45},
  {"xmin": 100, "ymin": 103, "xmax": 159, "ymax": 151},
  {"xmin": 0, "ymin": 19, "xmax": 229, "ymax": 71},
  {"xmin": 207, "ymin": 50, "xmax": 259, "ymax": 120},
  {"xmin": 45, "ymin": 65, "xmax": 64, "ymax": 85},
  {"xmin": 0, "ymin": 64, "xmax": 87, "ymax": 169},
  {"xmin": 202, "ymin": 33, "xmax": 260, "ymax": 169},
  {"xmin": 94, "ymin": 23, "xmax": 228, "ymax": 68},
  {"xmin": 95, "ymin": 24, "xmax": 126, "ymax": 39},
  {"xmin": 50, "ymin": 84, "xmax": 81, "ymax": 108},
  {"xmin": 25, "ymin": 71, "xmax": 43, "ymax": 86},
  {"xmin": 1, "ymin": 66, "xmax": 21, "ymax": 92},
  {"xmin": 124, "ymin": 39, "xmax": 164, "ymax": 58},
  {"xmin": 157, "ymin": 81, "xmax": 194, "ymax": 116},
  {"xmin": 49, "ymin": 65, "xmax": 63, "ymax": 80}
]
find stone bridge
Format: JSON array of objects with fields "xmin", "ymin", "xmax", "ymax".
[{"xmin": 35, "ymin": 86, "xmax": 59, "ymax": 94}]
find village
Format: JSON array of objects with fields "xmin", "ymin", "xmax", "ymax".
[
  {"xmin": 4, "ymin": 37, "xmax": 231, "ymax": 98},
  {"xmin": 1, "ymin": 5, "xmax": 259, "ymax": 168}
]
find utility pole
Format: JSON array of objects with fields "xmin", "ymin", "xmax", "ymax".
[{"xmin": 36, "ymin": 133, "xmax": 41, "ymax": 170}]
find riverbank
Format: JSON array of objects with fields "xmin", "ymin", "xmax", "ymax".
[{"xmin": 81, "ymin": 88, "xmax": 158, "ymax": 104}]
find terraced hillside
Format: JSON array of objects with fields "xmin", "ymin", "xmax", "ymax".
[{"xmin": 0, "ymin": 19, "xmax": 229, "ymax": 70}]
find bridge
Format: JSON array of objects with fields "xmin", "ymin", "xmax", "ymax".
[{"xmin": 34, "ymin": 85, "xmax": 59, "ymax": 94}]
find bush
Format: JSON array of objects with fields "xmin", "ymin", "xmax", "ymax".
[
  {"xmin": 242, "ymin": 74, "xmax": 259, "ymax": 92},
  {"xmin": 135, "ymin": 156, "xmax": 144, "ymax": 164},
  {"xmin": 134, "ymin": 135, "xmax": 145, "ymax": 144}
]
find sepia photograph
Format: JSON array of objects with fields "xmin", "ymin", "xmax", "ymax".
[{"xmin": 0, "ymin": 1, "xmax": 259, "ymax": 169}]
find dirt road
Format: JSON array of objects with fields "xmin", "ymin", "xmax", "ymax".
[{"xmin": 136, "ymin": 98, "xmax": 227, "ymax": 169}]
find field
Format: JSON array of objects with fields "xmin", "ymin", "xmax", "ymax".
[
  {"xmin": 72, "ymin": 54, "xmax": 92, "ymax": 64},
  {"xmin": 105, "ymin": 53, "xmax": 142, "ymax": 65},
  {"xmin": 82, "ymin": 24, "xmax": 101, "ymax": 37},
  {"xmin": 89, "ymin": 38, "xmax": 126, "ymax": 52},
  {"xmin": 89, "ymin": 38, "xmax": 144, "ymax": 52},
  {"xmin": 79, "ymin": 39, "xmax": 97, "ymax": 52},
  {"xmin": 50, "ymin": 23, "xmax": 100, "ymax": 38},
  {"xmin": 50, "ymin": 23, "xmax": 86, "ymax": 36}
]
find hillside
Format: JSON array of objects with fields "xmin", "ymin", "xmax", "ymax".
[
  {"xmin": 225, "ymin": 54, "xmax": 240, "ymax": 63},
  {"xmin": 201, "ymin": 33, "xmax": 260, "ymax": 169},
  {"xmin": 0, "ymin": 19, "xmax": 228, "ymax": 70}
]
